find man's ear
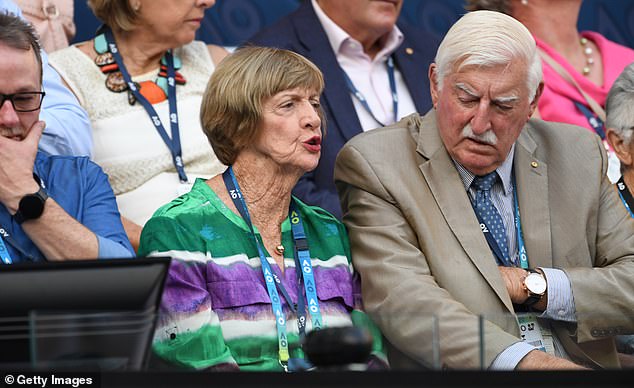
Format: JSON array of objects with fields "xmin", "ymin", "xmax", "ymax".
[
  {"xmin": 429, "ymin": 63, "xmax": 439, "ymax": 109},
  {"xmin": 606, "ymin": 128, "xmax": 633, "ymax": 167},
  {"xmin": 528, "ymin": 82, "xmax": 544, "ymax": 119}
]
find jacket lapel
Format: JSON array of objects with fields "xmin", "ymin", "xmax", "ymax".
[
  {"xmin": 513, "ymin": 125, "xmax": 553, "ymax": 269},
  {"xmin": 392, "ymin": 28, "xmax": 430, "ymax": 114},
  {"xmin": 415, "ymin": 111, "xmax": 514, "ymax": 312},
  {"xmin": 291, "ymin": 2, "xmax": 363, "ymax": 141}
]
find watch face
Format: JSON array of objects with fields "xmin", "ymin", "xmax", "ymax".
[
  {"xmin": 20, "ymin": 193, "xmax": 45, "ymax": 219},
  {"xmin": 525, "ymin": 273, "xmax": 547, "ymax": 295}
]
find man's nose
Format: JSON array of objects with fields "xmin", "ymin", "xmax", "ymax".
[
  {"xmin": 0, "ymin": 99, "xmax": 20, "ymax": 128},
  {"xmin": 470, "ymin": 102, "xmax": 492, "ymax": 134}
]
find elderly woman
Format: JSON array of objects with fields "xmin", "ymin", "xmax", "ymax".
[
  {"xmin": 605, "ymin": 62, "xmax": 634, "ymax": 367},
  {"xmin": 606, "ymin": 63, "xmax": 634, "ymax": 216},
  {"xmin": 466, "ymin": 0, "xmax": 634, "ymax": 182},
  {"xmin": 49, "ymin": 0, "xmax": 227, "ymax": 250},
  {"xmin": 138, "ymin": 46, "xmax": 386, "ymax": 371}
]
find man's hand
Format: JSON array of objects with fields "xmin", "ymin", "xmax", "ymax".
[
  {"xmin": 499, "ymin": 265, "xmax": 549, "ymax": 311},
  {"xmin": 498, "ymin": 266, "xmax": 529, "ymax": 304},
  {"xmin": 0, "ymin": 120, "xmax": 44, "ymax": 213},
  {"xmin": 517, "ymin": 349, "xmax": 587, "ymax": 370}
]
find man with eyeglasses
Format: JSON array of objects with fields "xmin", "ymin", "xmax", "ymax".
[
  {"xmin": 1, "ymin": 0, "xmax": 92, "ymax": 156},
  {"xmin": 0, "ymin": 13, "xmax": 133, "ymax": 262}
]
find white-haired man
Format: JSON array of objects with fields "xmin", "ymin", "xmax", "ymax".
[{"xmin": 335, "ymin": 10, "xmax": 634, "ymax": 369}]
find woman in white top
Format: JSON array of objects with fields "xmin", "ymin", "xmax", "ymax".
[{"xmin": 50, "ymin": 0, "xmax": 227, "ymax": 251}]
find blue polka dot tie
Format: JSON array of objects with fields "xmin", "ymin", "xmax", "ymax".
[{"xmin": 472, "ymin": 172, "xmax": 510, "ymax": 264}]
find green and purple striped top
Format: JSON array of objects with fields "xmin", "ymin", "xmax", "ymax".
[{"xmin": 139, "ymin": 179, "xmax": 385, "ymax": 371}]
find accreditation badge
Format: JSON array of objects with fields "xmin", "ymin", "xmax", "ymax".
[{"xmin": 517, "ymin": 313, "xmax": 555, "ymax": 355}]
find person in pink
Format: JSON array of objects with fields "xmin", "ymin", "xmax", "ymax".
[{"xmin": 466, "ymin": 0, "xmax": 634, "ymax": 182}]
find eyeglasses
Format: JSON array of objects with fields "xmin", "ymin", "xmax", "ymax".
[{"xmin": 0, "ymin": 92, "xmax": 46, "ymax": 112}]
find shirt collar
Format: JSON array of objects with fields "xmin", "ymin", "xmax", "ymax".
[
  {"xmin": 311, "ymin": 0, "xmax": 404, "ymax": 59},
  {"xmin": 454, "ymin": 144, "xmax": 516, "ymax": 195}
]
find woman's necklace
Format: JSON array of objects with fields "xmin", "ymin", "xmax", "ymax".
[
  {"xmin": 93, "ymin": 33, "xmax": 186, "ymax": 105},
  {"xmin": 580, "ymin": 36, "xmax": 595, "ymax": 77},
  {"xmin": 99, "ymin": 26, "xmax": 190, "ymax": 184}
]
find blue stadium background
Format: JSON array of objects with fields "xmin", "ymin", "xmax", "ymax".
[{"xmin": 72, "ymin": 0, "xmax": 634, "ymax": 49}]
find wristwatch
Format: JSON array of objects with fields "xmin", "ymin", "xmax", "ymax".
[
  {"xmin": 13, "ymin": 180, "xmax": 48, "ymax": 224},
  {"xmin": 523, "ymin": 269, "xmax": 547, "ymax": 307}
]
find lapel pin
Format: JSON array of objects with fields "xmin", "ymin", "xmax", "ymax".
[
  {"xmin": 531, "ymin": 161, "xmax": 538, "ymax": 168},
  {"xmin": 405, "ymin": 47, "xmax": 414, "ymax": 55}
]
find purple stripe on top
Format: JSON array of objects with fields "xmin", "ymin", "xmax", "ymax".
[
  {"xmin": 160, "ymin": 259, "xmax": 210, "ymax": 314},
  {"xmin": 162, "ymin": 256, "xmax": 355, "ymax": 320}
]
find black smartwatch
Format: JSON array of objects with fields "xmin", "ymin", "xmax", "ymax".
[
  {"xmin": 523, "ymin": 269, "xmax": 547, "ymax": 307},
  {"xmin": 14, "ymin": 177, "xmax": 48, "ymax": 224}
]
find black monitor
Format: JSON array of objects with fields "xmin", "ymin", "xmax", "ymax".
[{"xmin": 0, "ymin": 257, "xmax": 170, "ymax": 371}]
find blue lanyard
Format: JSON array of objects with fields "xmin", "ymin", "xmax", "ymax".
[
  {"xmin": 0, "ymin": 229, "xmax": 12, "ymax": 264},
  {"xmin": 617, "ymin": 176, "xmax": 634, "ymax": 218},
  {"xmin": 289, "ymin": 201, "xmax": 323, "ymax": 334},
  {"xmin": 513, "ymin": 177, "xmax": 529, "ymax": 269},
  {"xmin": 222, "ymin": 167, "xmax": 322, "ymax": 370},
  {"xmin": 342, "ymin": 55, "xmax": 398, "ymax": 126},
  {"xmin": 103, "ymin": 27, "xmax": 188, "ymax": 183},
  {"xmin": 472, "ymin": 177, "xmax": 529, "ymax": 268},
  {"xmin": 573, "ymin": 101, "xmax": 605, "ymax": 140},
  {"xmin": 0, "ymin": 226, "xmax": 38, "ymax": 264}
]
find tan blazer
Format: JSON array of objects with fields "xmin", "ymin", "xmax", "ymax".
[{"xmin": 335, "ymin": 110, "xmax": 634, "ymax": 369}]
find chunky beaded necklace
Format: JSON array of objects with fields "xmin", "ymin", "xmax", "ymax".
[{"xmin": 93, "ymin": 33, "xmax": 186, "ymax": 105}]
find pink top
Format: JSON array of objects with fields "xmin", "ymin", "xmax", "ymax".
[{"xmin": 536, "ymin": 31, "xmax": 634, "ymax": 132}]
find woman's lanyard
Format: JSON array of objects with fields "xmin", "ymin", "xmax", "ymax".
[
  {"xmin": 103, "ymin": 27, "xmax": 188, "ymax": 183},
  {"xmin": 222, "ymin": 167, "xmax": 323, "ymax": 370},
  {"xmin": 342, "ymin": 55, "xmax": 398, "ymax": 127},
  {"xmin": 473, "ymin": 177, "xmax": 529, "ymax": 269},
  {"xmin": 617, "ymin": 176, "xmax": 634, "ymax": 218}
]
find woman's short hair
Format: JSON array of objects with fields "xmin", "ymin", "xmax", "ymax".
[
  {"xmin": 88, "ymin": 0, "xmax": 137, "ymax": 31},
  {"xmin": 464, "ymin": 0, "xmax": 512, "ymax": 14},
  {"xmin": 201, "ymin": 46, "xmax": 325, "ymax": 166},
  {"xmin": 606, "ymin": 63, "xmax": 634, "ymax": 145},
  {"xmin": 434, "ymin": 10, "xmax": 542, "ymax": 100}
]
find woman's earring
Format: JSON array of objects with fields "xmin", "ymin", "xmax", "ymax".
[{"xmin": 131, "ymin": 1, "xmax": 141, "ymax": 12}]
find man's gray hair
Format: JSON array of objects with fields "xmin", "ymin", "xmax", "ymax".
[
  {"xmin": 434, "ymin": 10, "xmax": 542, "ymax": 99},
  {"xmin": 606, "ymin": 63, "xmax": 634, "ymax": 144}
]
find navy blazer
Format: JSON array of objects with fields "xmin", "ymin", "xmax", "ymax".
[{"xmin": 248, "ymin": 1, "xmax": 439, "ymax": 218}]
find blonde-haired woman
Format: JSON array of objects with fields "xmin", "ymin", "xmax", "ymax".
[{"xmin": 49, "ymin": 0, "xmax": 227, "ymax": 250}]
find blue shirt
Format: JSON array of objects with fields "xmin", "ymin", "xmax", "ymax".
[
  {"xmin": 0, "ymin": 0, "xmax": 93, "ymax": 157},
  {"xmin": 0, "ymin": 152, "xmax": 134, "ymax": 263}
]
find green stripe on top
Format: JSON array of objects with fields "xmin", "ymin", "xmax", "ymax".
[{"xmin": 140, "ymin": 178, "xmax": 351, "ymax": 262}]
